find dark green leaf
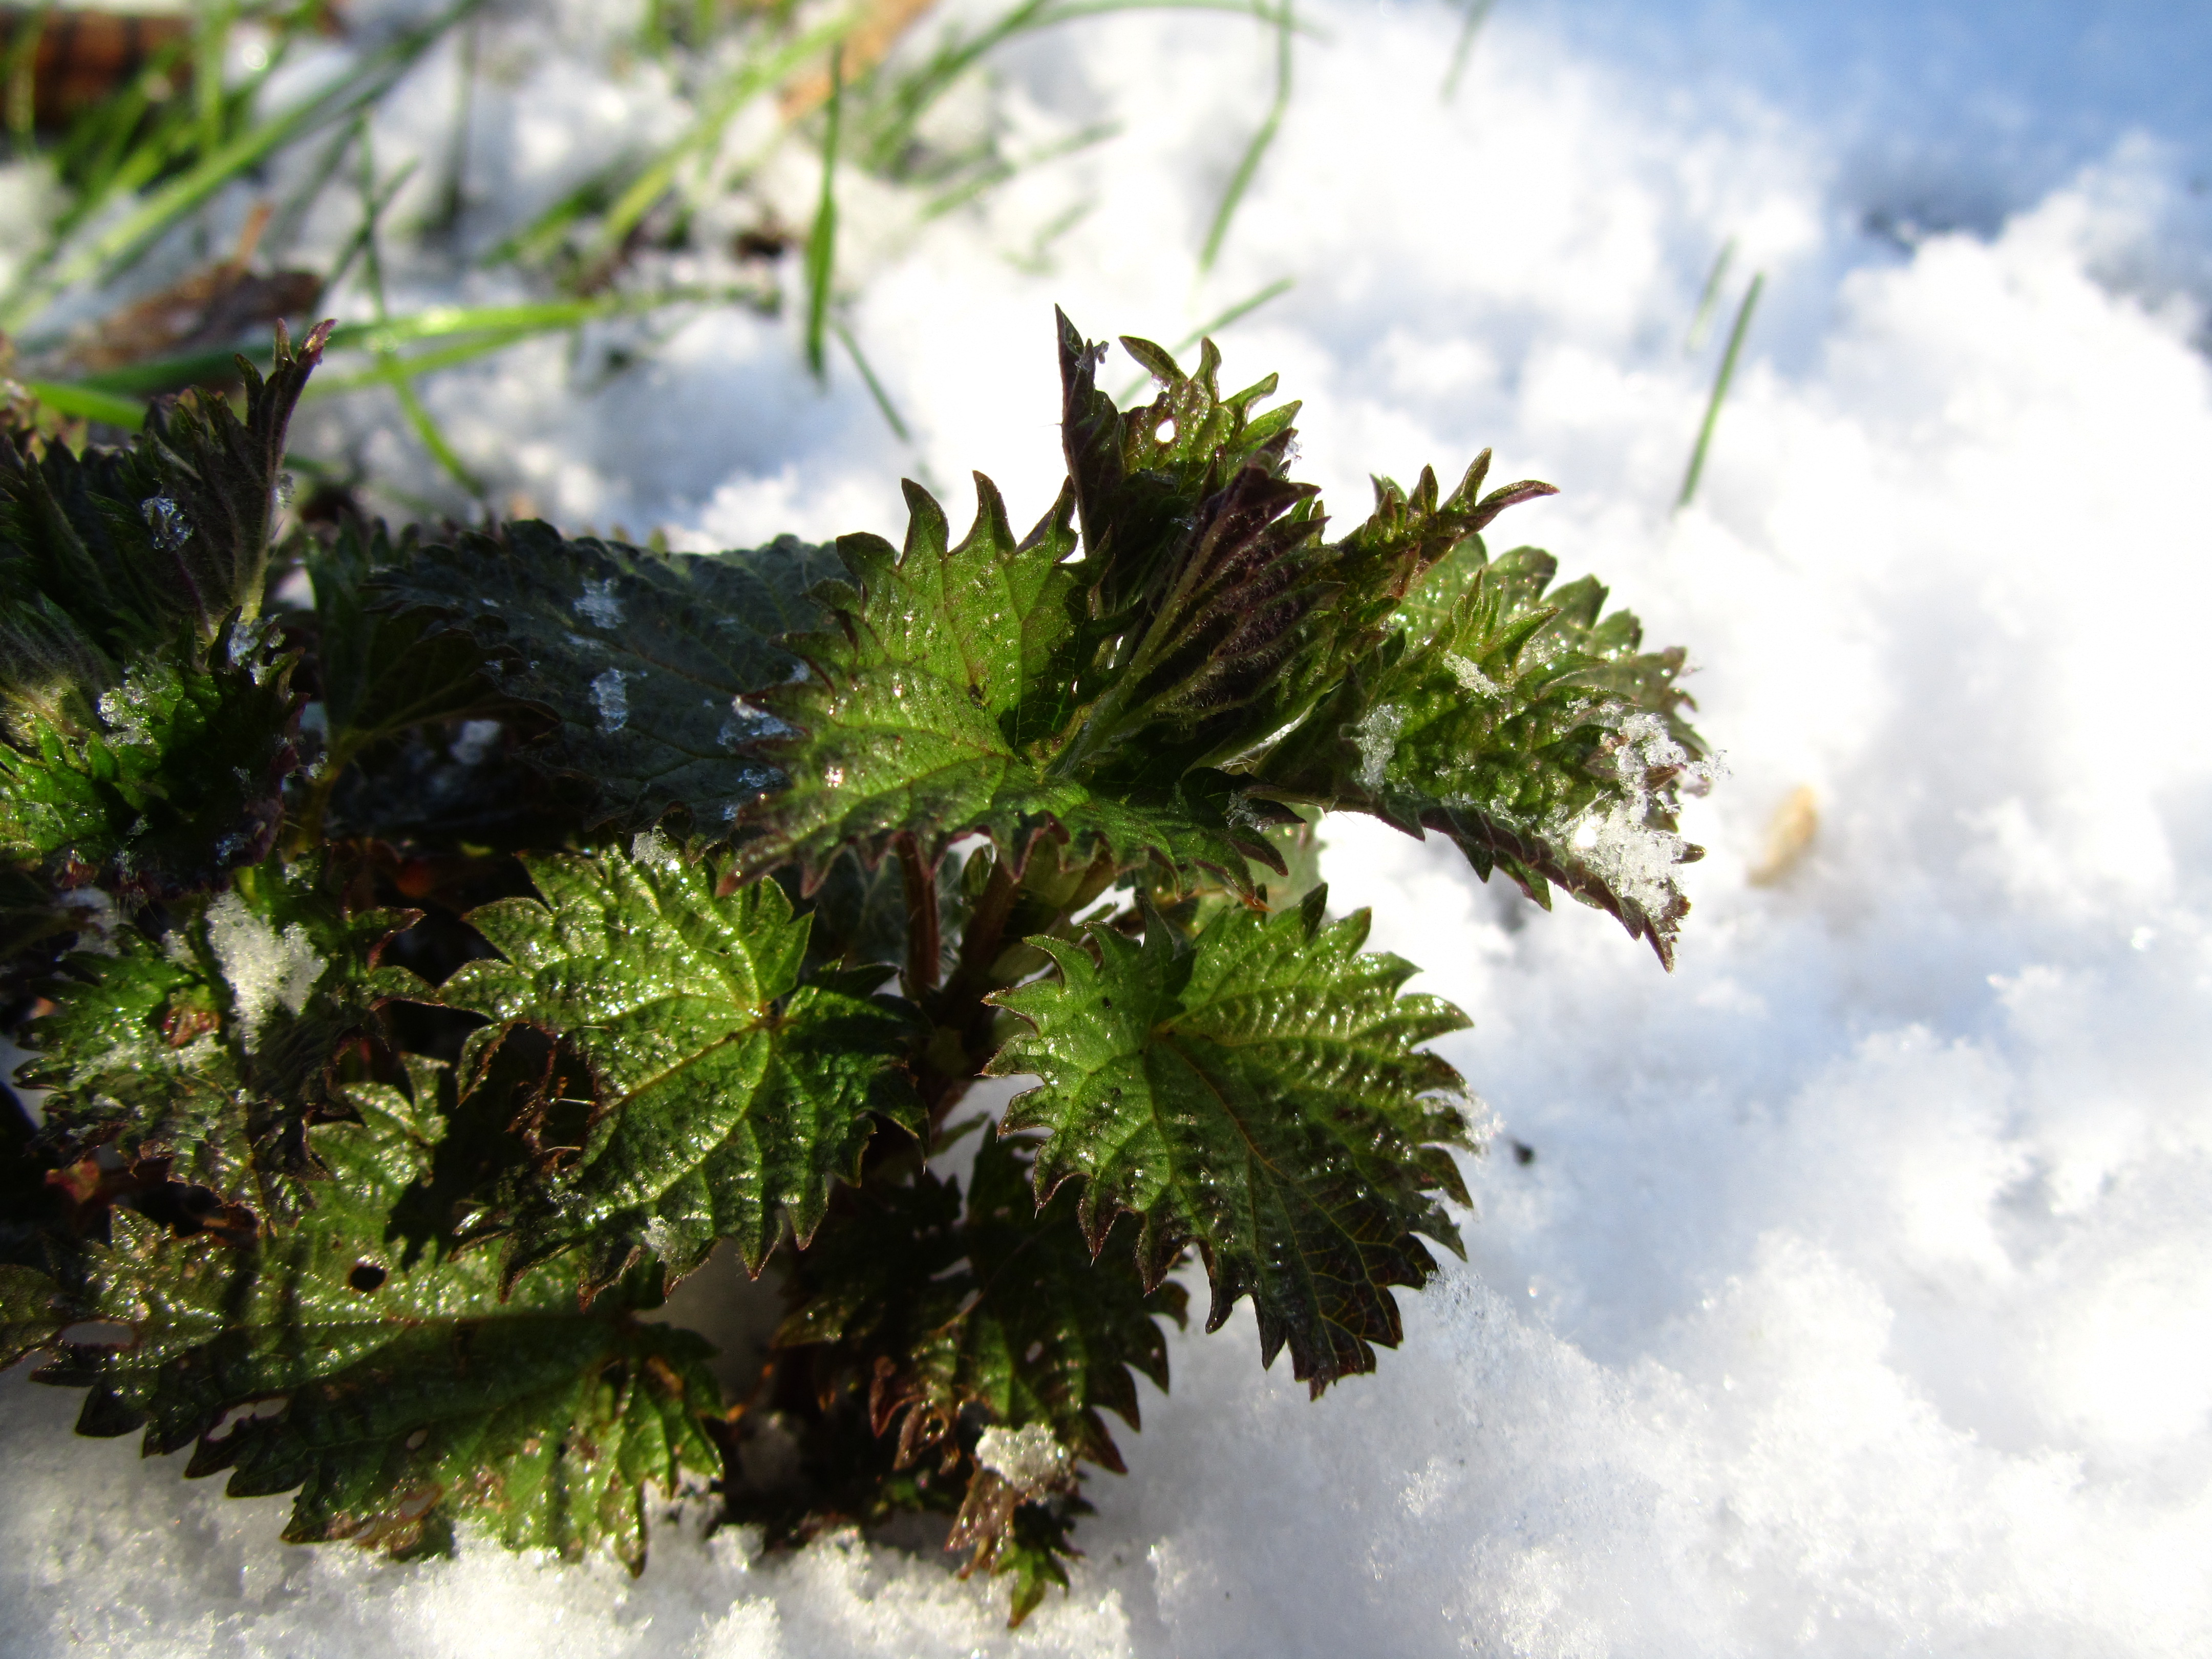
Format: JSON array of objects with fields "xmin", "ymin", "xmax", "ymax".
[
  {"xmin": 0, "ymin": 322, "xmax": 329, "ymax": 655},
  {"xmin": 778, "ymin": 1125, "xmax": 1183, "ymax": 1474},
  {"xmin": 771, "ymin": 1124, "xmax": 1182, "ymax": 1622},
  {"xmin": 436, "ymin": 843, "xmax": 921, "ymax": 1292},
  {"xmin": 303, "ymin": 516, "xmax": 524, "ymax": 765},
  {"xmin": 990, "ymin": 893, "xmax": 1474, "ymax": 1394},
  {"xmin": 0, "ymin": 1261, "xmax": 68, "ymax": 1368},
  {"xmin": 377, "ymin": 522, "xmax": 835, "ymax": 830},
  {"xmin": 0, "ymin": 624, "xmax": 297, "ymax": 895}
]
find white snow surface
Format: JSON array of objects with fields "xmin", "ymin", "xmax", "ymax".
[{"xmin": 7, "ymin": 1, "xmax": 2212, "ymax": 1653}]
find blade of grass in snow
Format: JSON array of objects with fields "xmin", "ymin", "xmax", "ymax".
[
  {"xmin": 0, "ymin": 0, "xmax": 485, "ymax": 333},
  {"xmin": 1676, "ymin": 270, "xmax": 1763, "ymax": 511},
  {"xmin": 919, "ymin": 119, "xmax": 1120, "ymax": 220},
  {"xmin": 1115, "ymin": 275, "xmax": 1294, "ymax": 401},
  {"xmin": 833, "ymin": 316, "xmax": 910, "ymax": 441},
  {"xmin": 194, "ymin": 3, "xmax": 238, "ymax": 163},
  {"xmin": 352, "ymin": 118, "xmax": 482, "ymax": 499},
  {"xmin": 423, "ymin": 14, "xmax": 478, "ymax": 238},
  {"xmin": 1006, "ymin": 198, "xmax": 1093, "ymax": 273},
  {"xmin": 800, "ymin": 48, "xmax": 840, "ymax": 387},
  {"xmin": 805, "ymin": 48, "xmax": 844, "ymax": 384},
  {"xmin": 23, "ymin": 289, "xmax": 744, "ymax": 429},
  {"xmin": 854, "ymin": 0, "xmax": 1290, "ymax": 181},
  {"xmin": 1685, "ymin": 237, "xmax": 1737, "ymax": 353},
  {"xmin": 500, "ymin": 6, "xmax": 866, "ymax": 270},
  {"xmin": 1440, "ymin": 0, "xmax": 1493, "ymax": 103},
  {"xmin": 1199, "ymin": 0, "xmax": 1292, "ymax": 274}
]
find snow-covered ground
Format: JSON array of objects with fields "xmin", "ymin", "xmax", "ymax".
[{"xmin": 7, "ymin": 1, "xmax": 2212, "ymax": 1652}]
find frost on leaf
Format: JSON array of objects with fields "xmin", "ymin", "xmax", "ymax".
[
  {"xmin": 377, "ymin": 522, "xmax": 836, "ymax": 830},
  {"xmin": 436, "ymin": 844, "xmax": 921, "ymax": 1294},
  {"xmin": 990, "ymin": 891, "xmax": 1474, "ymax": 1393},
  {"xmin": 13, "ymin": 1099, "xmax": 722, "ymax": 1572}
]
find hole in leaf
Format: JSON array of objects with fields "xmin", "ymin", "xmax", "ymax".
[
  {"xmin": 1154, "ymin": 418, "xmax": 1176, "ymax": 444},
  {"xmin": 405, "ymin": 1428, "xmax": 430, "ymax": 1451},
  {"xmin": 349, "ymin": 1261, "xmax": 388, "ymax": 1293}
]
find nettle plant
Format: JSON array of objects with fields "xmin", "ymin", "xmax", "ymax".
[{"xmin": 0, "ymin": 312, "xmax": 1706, "ymax": 1621}]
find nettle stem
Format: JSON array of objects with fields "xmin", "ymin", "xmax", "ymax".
[{"xmin": 894, "ymin": 831, "xmax": 940, "ymax": 998}]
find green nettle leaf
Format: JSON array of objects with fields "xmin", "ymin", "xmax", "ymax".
[
  {"xmin": 990, "ymin": 890, "xmax": 1476, "ymax": 1393},
  {"xmin": 16, "ymin": 1096, "xmax": 722, "ymax": 1571},
  {"xmin": 436, "ymin": 843, "xmax": 921, "ymax": 1294},
  {"xmin": 1256, "ymin": 542, "xmax": 1709, "ymax": 964},
  {"xmin": 0, "ymin": 632, "xmax": 299, "ymax": 894},
  {"xmin": 377, "ymin": 522, "xmax": 836, "ymax": 830},
  {"xmin": 23, "ymin": 856, "xmax": 422, "ymax": 1215},
  {"xmin": 738, "ymin": 473, "xmax": 1276, "ymax": 892},
  {"xmin": 0, "ymin": 323, "xmax": 332, "ymax": 899}
]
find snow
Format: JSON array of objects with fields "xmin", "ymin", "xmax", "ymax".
[
  {"xmin": 974, "ymin": 1424, "xmax": 1075, "ymax": 1497},
  {"xmin": 8, "ymin": 0, "xmax": 2212, "ymax": 1652},
  {"xmin": 203, "ymin": 890, "xmax": 327, "ymax": 1049}
]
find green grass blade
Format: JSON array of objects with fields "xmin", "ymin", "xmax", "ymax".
[
  {"xmin": 805, "ymin": 49, "xmax": 844, "ymax": 384},
  {"xmin": 502, "ymin": 6, "xmax": 866, "ymax": 270},
  {"xmin": 855, "ymin": 0, "xmax": 1289, "ymax": 182},
  {"xmin": 1440, "ymin": 0, "xmax": 1493, "ymax": 103},
  {"xmin": 919, "ymin": 119, "xmax": 1120, "ymax": 221},
  {"xmin": 1199, "ymin": 0, "xmax": 1291, "ymax": 274},
  {"xmin": 1685, "ymin": 237, "xmax": 1737, "ymax": 353},
  {"xmin": 1676, "ymin": 270, "xmax": 1763, "ymax": 512},
  {"xmin": 19, "ymin": 379, "xmax": 147, "ymax": 429},
  {"xmin": 833, "ymin": 317, "xmax": 910, "ymax": 441},
  {"xmin": 0, "ymin": 0, "xmax": 485, "ymax": 333},
  {"xmin": 389, "ymin": 375, "xmax": 485, "ymax": 497},
  {"xmin": 353, "ymin": 116, "xmax": 482, "ymax": 499}
]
